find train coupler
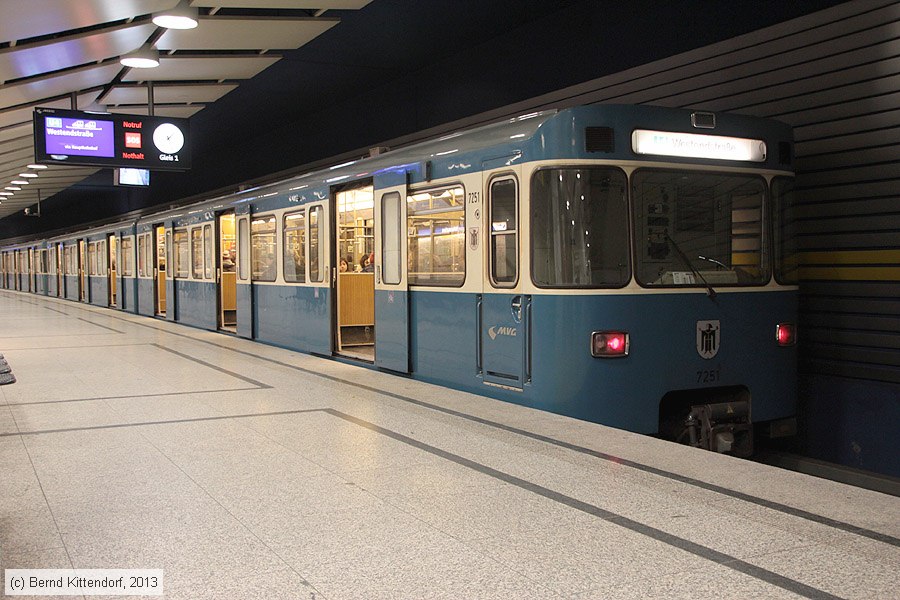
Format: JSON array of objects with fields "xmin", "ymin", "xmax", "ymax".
[{"xmin": 684, "ymin": 400, "xmax": 753, "ymax": 457}]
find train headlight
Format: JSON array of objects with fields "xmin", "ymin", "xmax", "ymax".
[
  {"xmin": 776, "ymin": 323, "xmax": 797, "ymax": 347},
  {"xmin": 591, "ymin": 331, "xmax": 629, "ymax": 358}
]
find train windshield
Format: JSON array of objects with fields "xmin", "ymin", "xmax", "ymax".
[
  {"xmin": 632, "ymin": 169, "xmax": 769, "ymax": 287},
  {"xmin": 531, "ymin": 167, "xmax": 630, "ymax": 287}
]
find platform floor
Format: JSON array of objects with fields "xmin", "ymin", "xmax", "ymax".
[{"xmin": 1, "ymin": 290, "xmax": 898, "ymax": 600}]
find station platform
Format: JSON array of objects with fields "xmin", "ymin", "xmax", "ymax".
[{"xmin": 1, "ymin": 290, "xmax": 898, "ymax": 600}]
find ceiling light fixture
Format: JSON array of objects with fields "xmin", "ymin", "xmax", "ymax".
[
  {"xmin": 0, "ymin": 192, "xmax": 13, "ymax": 196},
  {"xmin": 5, "ymin": 187, "xmax": 21, "ymax": 191},
  {"xmin": 153, "ymin": 0, "xmax": 199, "ymax": 29},
  {"xmin": 120, "ymin": 45, "xmax": 161, "ymax": 68},
  {"xmin": 26, "ymin": 164, "xmax": 48, "ymax": 169},
  {"xmin": 19, "ymin": 173, "xmax": 38, "ymax": 178},
  {"xmin": 11, "ymin": 180, "xmax": 29, "ymax": 185}
]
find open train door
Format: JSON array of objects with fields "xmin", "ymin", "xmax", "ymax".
[
  {"xmin": 164, "ymin": 222, "xmax": 176, "ymax": 322},
  {"xmin": 373, "ymin": 171, "xmax": 410, "ymax": 373}
]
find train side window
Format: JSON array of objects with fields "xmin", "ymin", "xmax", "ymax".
[
  {"xmin": 407, "ymin": 186, "xmax": 465, "ymax": 286},
  {"xmin": 88, "ymin": 242, "xmax": 97, "ymax": 276},
  {"xmin": 283, "ymin": 211, "xmax": 306, "ymax": 283},
  {"xmin": 98, "ymin": 240, "xmax": 107, "ymax": 276},
  {"xmin": 174, "ymin": 229, "xmax": 189, "ymax": 278},
  {"xmin": 191, "ymin": 228, "xmax": 203, "ymax": 279},
  {"xmin": 203, "ymin": 225, "xmax": 213, "ymax": 279},
  {"xmin": 166, "ymin": 230, "xmax": 173, "ymax": 278},
  {"xmin": 251, "ymin": 215, "xmax": 277, "ymax": 282},
  {"xmin": 121, "ymin": 237, "xmax": 134, "ymax": 277},
  {"xmin": 137, "ymin": 235, "xmax": 146, "ymax": 277},
  {"xmin": 489, "ymin": 177, "xmax": 518, "ymax": 287},
  {"xmin": 308, "ymin": 206, "xmax": 323, "ymax": 282},
  {"xmin": 381, "ymin": 192, "xmax": 402, "ymax": 285},
  {"xmin": 773, "ymin": 177, "xmax": 798, "ymax": 285},
  {"xmin": 238, "ymin": 218, "xmax": 250, "ymax": 280}
]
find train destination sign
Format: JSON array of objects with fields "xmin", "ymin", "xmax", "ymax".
[
  {"xmin": 33, "ymin": 107, "xmax": 191, "ymax": 171},
  {"xmin": 632, "ymin": 129, "xmax": 766, "ymax": 162}
]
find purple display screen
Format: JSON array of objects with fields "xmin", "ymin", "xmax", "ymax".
[{"xmin": 43, "ymin": 116, "xmax": 114, "ymax": 158}]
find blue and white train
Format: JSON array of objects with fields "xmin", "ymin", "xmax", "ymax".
[{"xmin": 1, "ymin": 104, "xmax": 800, "ymax": 455}]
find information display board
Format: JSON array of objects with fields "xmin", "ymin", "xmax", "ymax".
[{"xmin": 33, "ymin": 108, "xmax": 191, "ymax": 171}]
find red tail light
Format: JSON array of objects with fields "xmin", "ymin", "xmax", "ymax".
[
  {"xmin": 592, "ymin": 331, "xmax": 629, "ymax": 358},
  {"xmin": 776, "ymin": 323, "xmax": 796, "ymax": 346}
]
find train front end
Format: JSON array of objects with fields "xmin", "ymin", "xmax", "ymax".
[{"xmin": 526, "ymin": 105, "xmax": 799, "ymax": 457}]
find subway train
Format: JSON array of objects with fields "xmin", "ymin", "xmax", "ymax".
[{"xmin": 1, "ymin": 104, "xmax": 799, "ymax": 456}]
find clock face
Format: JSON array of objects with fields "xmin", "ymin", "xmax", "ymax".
[{"xmin": 153, "ymin": 123, "xmax": 184, "ymax": 154}]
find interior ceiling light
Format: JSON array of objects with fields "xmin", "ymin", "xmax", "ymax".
[
  {"xmin": 153, "ymin": 0, "xmax": 199, "ymax": 29},
  {"xmin": 19, "ymin": 173, "xmax": 38, "ymax": 178},
  {"xmin": 11, "ymin": 180, "xmax": 29, "ymax": 185},
  {"xmin": 5, "ymin": 186, "xmax": 21, "ymax": 191},
  {"xmin": 0, "ymin": 192, "xmax": 13, "ymax": 196},
  {"xmin": 120, "ymin": 45, "xmax": 160, "ymax": 68},
  {"xmin": 26, "ymin": 164, "xmax": 48, "ymax": 169}
]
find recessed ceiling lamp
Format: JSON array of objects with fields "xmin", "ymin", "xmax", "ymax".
[
  {"xmin": 26, "ymin": 164, "xmax": 47, "ymax": 169},
  {"xmin": 11, "ymin": 180, "xmax": 28, "ymax": 185},
  {"xmin": 5, "ymin": 187, "xmax": 21, "ymax": 191},
  {"xmin": 18, "ymin": 173, "xmax": 38, "ymax": 178},
  {"xmin": 0, "ymin": 192, "xmax": 13, "ymax": 196},
  {"xmin": 153, "ymin": 0, "xmax": 199, "ymax": 29},
  {"xmin": 120, "ymin": 45, "xmax": 160, "ymax": 68}
]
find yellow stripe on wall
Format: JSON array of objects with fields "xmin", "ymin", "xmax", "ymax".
[
  {"xmin": 773, "ymin": 250, "xmax": 900, "ymax": 281},
  {"xmin": 799, "ymin": 266, "xmax": 900, "ymax": 281},
  {"xmin": 798, "ymin": 249, "xmax": 900, "ymax": 265}
]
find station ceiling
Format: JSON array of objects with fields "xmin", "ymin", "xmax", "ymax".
[
  {"xmin": 0, "ymin": 0, "xmax": 369, "ymax": 219},
  {"xmin": 0, "ymin": 0, "xmax": 846, "ymax": 241}
]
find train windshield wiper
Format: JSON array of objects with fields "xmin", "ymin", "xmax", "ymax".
[
  {"xmin": 698, "ymin": 255, "xmax": 728, "ymax": 270},
  {"xmin": 664, "ymin": 232, "xmax": 716, "ymax": 298}
]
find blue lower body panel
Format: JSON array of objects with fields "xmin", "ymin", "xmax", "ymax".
[
  {"xmin": 65, "ymin": 276, "xmax": 79, "ymax": 301},
  {"xmin": 137, "ymin": 278, "xmax": 155, "ymax": 316},
  {"xmin": 173, "ymin": 279, "xmax": 217, "ymax": 330},
  {"xmin": 88, "ymin": 276, "xmax": 108, "ymax": 307},
  {"xmin": 252, "ymin": 284, "xmax": 331, "ymax": 354},
  {"xmin": 409, "ymin": 290, "xmax": 797, "ymax": 434}
]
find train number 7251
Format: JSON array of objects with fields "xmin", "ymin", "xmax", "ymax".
[{"xmin": 697, "ymin": 368, "xmax": 721, "ymax": 383}]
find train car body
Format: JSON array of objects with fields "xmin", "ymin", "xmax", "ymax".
[{"xmin": 1, "ymin": 105, "xmax": 799, "ymax": 454}]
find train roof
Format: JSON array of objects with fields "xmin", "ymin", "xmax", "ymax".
[{"xmin": 141, "ymin": 103, "xmax": 793, "ymax": 225}]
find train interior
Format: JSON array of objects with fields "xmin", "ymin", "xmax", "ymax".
[
  {"xmin": 336, "ymin": 185, "xmax": 376, "ymax": 361},
  {"xmin": 219, "ymin": 212, "xmax": 237, "ymax": 332},
  {"xmin": 108, "ymin": 234, "xmax": 117, "ymax": 307},
  {"xmin": 155, "ymin": 225, "xmax": 166, "ymax": 316}
]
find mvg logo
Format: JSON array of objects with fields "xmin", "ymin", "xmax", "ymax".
[{"xmin": 488, "ymin": 326, "xmax": 517, "ymax": 340}]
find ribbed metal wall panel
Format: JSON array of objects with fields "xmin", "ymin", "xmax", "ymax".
[{"xmin": 519, "ymin": 0, "xmax": 900, "ymax": 386}]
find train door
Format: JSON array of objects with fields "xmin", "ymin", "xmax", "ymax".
[
  {"xmin": 154, "ymin": 225, "xmax": 166, "ymax": 316},
  {"xmin": 56, "ymin": 244, "xmax": 64, "ymax": 297},
  {"xmin": 480, "ymin": 169, "xmax": 530, "ymax": 389},
  {"xmin": 108, "ymin": 234, "xmax": 117, "ymax": 307},
  {"xmin": 28, "ymin": 248, "xmax": 34, "ymax": 292},
  {"xmin": 78, "ymin": 241, "xmax": 87, "ymax": 301},
  {"xmin": 217, "ymin": 211, "xmax": 237, "ymax": 332},
  {"xmin": 373, "ymin": 173, "xmax": 410, "ymax": 372},
  {"xmin": 165, "ymin": 225, "xmax": 176, "ymax": 322},
  {"xmin": 334, "ymin": 184, "xmax": 376, "ymax": 361},
  {"xmin": 235, "ymin": 211, "xmax": 253, "ymax": 338}
]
